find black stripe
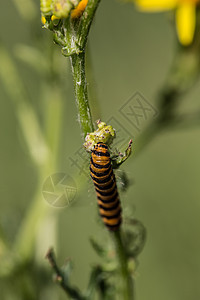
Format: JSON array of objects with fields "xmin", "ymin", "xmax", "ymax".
[
  {"xmin": 90, "ymin": 165, "xmax": 111, "ymax": 177},
  {"xmin": 97, "ymin": 192, "xmax": 118, "ymax": 203},
  {"xmin": 95, "ymin": 181, "xmax": 116, "ymax": 193},
  {"xmin": 91, "ymin": 157, "xmax": 110, "ymax": 169},
  {"xmin": 90, "ymin": 172, "xmax": 113, "ymax": 184},
  {"xmin": 93, "ymin": 150, "xmax": 110, "ymax": 157},
  {"xmin": 100, "ymin": 210, "xmax": 121, "ymax": 220},
  {"xmin": 99, "ymin": 200, "xmax": 120, "ymax": 211},
  {"xmin": 96, "ymin": 143, "xmax": 108, "ymax": 149},
  {"xmin": 95, "ymin": 186, "xmax": 116, "ymax": 196},
  {"xmin": 93, "ymin": 180, "xmax": 115, "ymax": 191}
]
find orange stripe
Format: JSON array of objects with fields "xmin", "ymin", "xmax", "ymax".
[
  {"xmin": 91, "ymin": 168, "xmax": 113, "ymax": 180},
  {"xmin": 103, "ymin": 217, "xmax": 122, "ymax": 227},
  {"xmin": 96, "ymin": 189, "xmax": 118, "ymax": 202},
  {"xmin": 90, "ymin": 164, "xmax": 110, "ymax": 174},
  {"xmin": 99, "ymin": 205, "xmax": 121, "ymax": 217},
  {"xmin": 93, "ymin": 178, "xmax": 115, "ymax": 188},
  {"xmin": 98, "ymin": 197, "xmax": 119, "ymax": 208},
  {"xmin": 95, "ymin": 182, "xmax": 116, "ymax": 194},
  {"xmin": 92, "ymin": 156, "xmax": 110, "ymax": 164}
]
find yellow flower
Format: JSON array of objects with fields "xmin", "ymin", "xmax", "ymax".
[
  {"xmin": 135, "ymin": 0, "xmax": 199, "ymax": 45},
  {"xmin": 40, "ymin": 0, "xmax": 88, "ymax": 24},
  {"xmin": 71, "ymin": 0, "xmax": 88, "ymax": 18}
]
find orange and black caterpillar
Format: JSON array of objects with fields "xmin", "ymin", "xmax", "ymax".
[{"xmin": 90, "ymin": 142, "xmax": 122, "ymax": 231}]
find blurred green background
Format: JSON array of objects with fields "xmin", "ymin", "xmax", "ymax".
[{"xmin": 1, "ymin": 0, "xmax": 200, "ymax": 299}]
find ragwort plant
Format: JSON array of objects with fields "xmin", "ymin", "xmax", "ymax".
[
  {"xmin": 40, "ymin": 1, "xmax": 200, "ymax": 298},
  {"xmin": 1, "ymin": 0, "xmax": 200, "ymax": 299},
  {"xmin": 38, "ymin": 0, "xmax": 200, "ymax": 299},
  {"xmin": 40, "ymin": 1, "xmax": 145, "ymax": 299}
]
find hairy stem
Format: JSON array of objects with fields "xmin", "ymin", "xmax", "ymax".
[
  {"xmin": 112, "ymin": 230, "xmax": 134, "ymax": 300},
  {"xmin": 77, "ymin": 0, "xmax": 102, "ymax": 49},
  {"xmin": 70, "ymin": 51, "xmax": 94, "ymax": 137},
  {"xmin": 46, "ymin": 248, "xmax": 84, "ymax": 300},
  {"xmin": 68, "ymin": 0, "xmax": 102, "ymax": 137}
]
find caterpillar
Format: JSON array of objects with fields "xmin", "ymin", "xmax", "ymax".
[{"xmin": 90, "ymin": 142, "xmax": 122, "ymax": 231}]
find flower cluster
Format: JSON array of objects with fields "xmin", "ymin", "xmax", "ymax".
[
  {"xmin": 84, "ymin": 120, "xmax": 116, "ymax": 152},
  {"xmin": 40, "ymin": 0, "xmax": 88, "ymax": 24}
]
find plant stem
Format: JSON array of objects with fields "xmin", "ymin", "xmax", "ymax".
[
  {"xmin": 77, "ymin": 0, "xmax": 102, "ymax": 49},
  {"xmin": 46, "ymin": 248, "xmax": 84, "ymax": 300},
  {"xmin": 70, "ymin": 51, "xmax": 94, "ymax": 137},
  {"xmin": 86, "ymin": 43, "xmax": 102, "ymax": 121},
  {"xmin": 67, "ymin": 0, "xmax": 102, "ymax": 137},
  {"xmin": 112, "ymin": 230, "xmax": 134, "ymax": 300}
]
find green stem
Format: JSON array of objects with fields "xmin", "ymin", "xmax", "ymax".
[
  {"xmin": 46, "ymin": 248, "xmax": 84, "ymax": 300},
  {"xmin": 86, "ymin": 43, "xmax": 102, "ymax": 121},
  {"xmin": 112, "ymin": 230, "xmax": 133, "ymax": 300},
  {"xmin": 70, "ymin": 51, "xmax": 94, "ymax": 137},
  {"xmin": 51, "ymin": 1, "xmax": 102, "ymax": 137},
  {"xmin": 68, "ymin": 0, "xmax": 102, "ymax": 137},
  {"xmin": 77, "ymin": 0, "xmax": 101, "ymax": 49}
]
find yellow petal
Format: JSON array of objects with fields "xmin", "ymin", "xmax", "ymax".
[
  {"xmin": 176, "ymin": 3, "xmax": 196, "ymax": 45},
  {"xmin": 135, "ymin": 0, "xmax": 177, "ymax": 12},
  {"xmin": 41, "ymin": 15, "xmax": 46, "ymax": 24},
  {"xmin": 71, "ymin": 0, "xmax": 88, "ymax": 19},
  {"xmin": 51, "ymin": 15, "xmax": 59, "ymax": 21}
]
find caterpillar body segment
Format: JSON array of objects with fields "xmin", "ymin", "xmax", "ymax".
[{"xmin": 90, "ymin": 143, "xmax": 122, "ymax": 231}]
